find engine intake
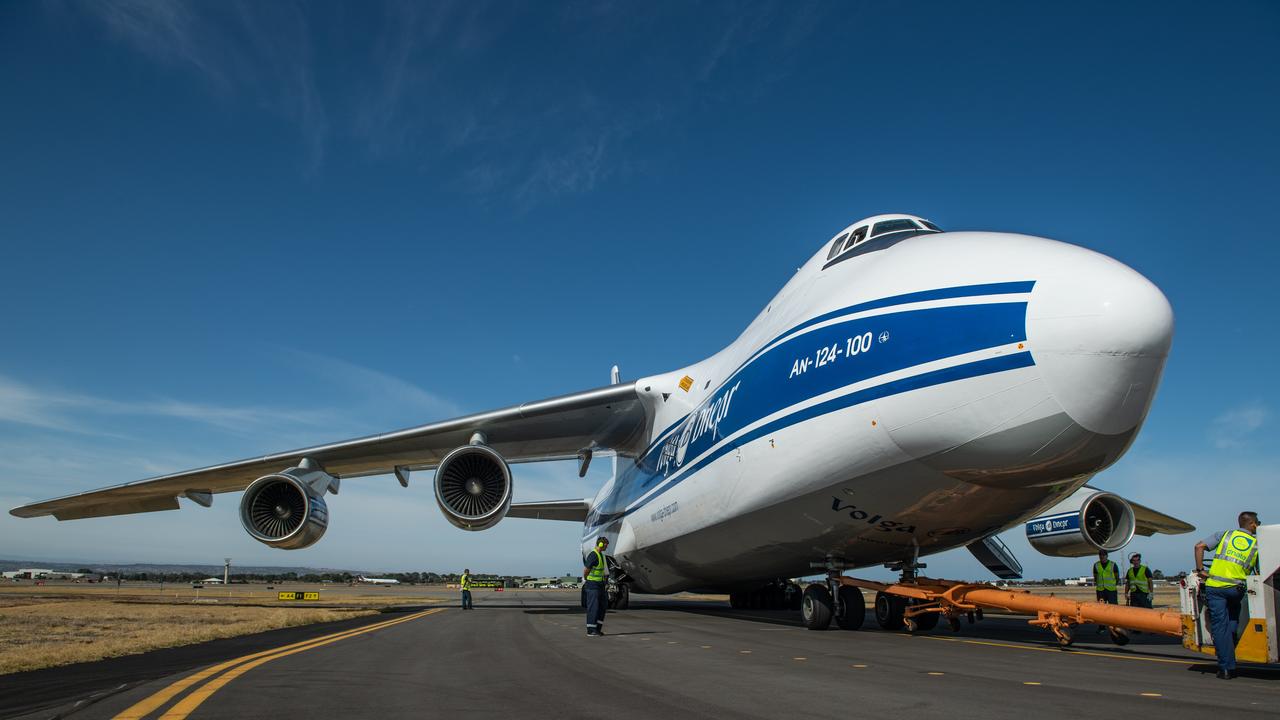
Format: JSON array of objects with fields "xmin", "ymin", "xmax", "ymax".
[
  {"xmin": 435, "ymin": 444, "xmax": 512, "ymax": 531},
  {"xmin": 1025, "ymin": 488, "xmax": 1135, "ymax": 557},
  {"xmin": 239, "ymin": 468, "xmax": 330, "ymax": 550}
]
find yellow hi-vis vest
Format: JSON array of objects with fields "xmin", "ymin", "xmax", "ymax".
[
  {"xmin": 461, "ymin": 573, "xmax": 471, "ymax": 590},
  {"xmin": 1094, "ymin": 561, "xmax": 1118, "ymax": 591},
  {"xmin": 586, "ymin": 548, "xmax": 608, "ymax": 582},
  {"xmin": 1207, "ymin": 530, "xmax": 1259, "ymax": 589},
  {"xmin": 1126, "ymin": 565, "xmax": 1151, "ymax": 593}
]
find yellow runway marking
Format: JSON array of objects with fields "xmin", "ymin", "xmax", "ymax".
[
  {"xmin": 700, "ymin": 645, "xmax": 712, "ymax": 649},
  {"xmin": 113, "ymin": 608, "xmax": 441, "ymax": 720},
  {"xmin": 927, "ymin": 672, "xmax": 945, "ymax": 676},
  {"xmin": 793, "ymin": 657, "xmax": 807, "ymax": 661},
  {"xmin": 912, "ymin": 634, "xmax": 1196, "ymax": 665},
  {"xmin": 1140, "ymin": 693, "xmax": 1162, "ymax": 697},
  {"xmin": 1024, "ymin": 682, "xmax": 1041, "ymax": 686},
  {"xmin": 852, "ymin": 664, "xmax": 868, "ymax": 668}
]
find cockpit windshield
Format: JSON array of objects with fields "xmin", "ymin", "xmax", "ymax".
[{"xmin": 870, "ymin": 218, "xmax": 922, "ymax": 238}]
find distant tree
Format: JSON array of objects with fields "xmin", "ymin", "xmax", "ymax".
[
  {"xmin": 1152, "ymin": 569, "xmax": 1165, "ymax": 579},
  {"xmin": 76, "ymin": 568, "xmax": 94, "ymax": 575}
]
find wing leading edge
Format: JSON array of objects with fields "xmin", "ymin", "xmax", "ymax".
[{"xmin": 10, "ymin": 382, "xmax": 648, "ymax": 521}]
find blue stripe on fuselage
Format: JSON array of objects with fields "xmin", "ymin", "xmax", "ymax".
[
  {"xmin": 639, "ymin": 280, "xmax": 1037, "ymax": 460},
  {"xmin": 584, "ymin": 295, "xmax": 1034, "ymax": 532}
]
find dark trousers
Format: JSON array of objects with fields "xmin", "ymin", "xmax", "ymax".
[
  {"xmin": 1127, "ymin": 590, "xmax": 1152, "ymax": 609},
  {"xmin": 584, "ymin": 580, "xmax": 607, "ymax": 633},
  {"xmin": 1205, "ymin": 584, "xmax": 1244, "ymax": 672},
  {"xmin": 1095, "ymin": 589, "xmax": 1118, "ymax": 604},
  {"xmin": 461, "ymin": 589, "xmax": 473, "ymax": 610}
]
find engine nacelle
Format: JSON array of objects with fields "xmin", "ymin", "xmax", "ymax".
[
  {"xmin": 435, "ymin": 444, "xmax": 512, "ymax": 531},
  {"xmin": 1025, "ymin": 488, "xmax": 1135, "ymax": 557},
  {"xmin": 239, "ymin": 468, "xmax": 330, "ymax": 550}
]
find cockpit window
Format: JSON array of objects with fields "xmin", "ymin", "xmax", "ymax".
[
  {"xmin": 843, "ymin": 226, "xmax": 868, "ymax": 251},
  {"xmin": 827, "ymin": 233, "xmax": 850, "ymax": 260},
  {"xmin": 920, "ymin": 219, "xmax": 942, "ymax": 231},
  {"xmin": 870, "ymin": 219, "xmax": 921, "ymax": 238}
]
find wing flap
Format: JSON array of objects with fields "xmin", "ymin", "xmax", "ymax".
[{"xmin": 507, "ymin": 498, "xmax": 593, "ymax": 522}]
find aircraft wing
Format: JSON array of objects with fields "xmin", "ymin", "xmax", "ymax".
[
  {"xmin": 1129, "ymin": 498, "xmax": 1196, "ymax": 536},
  {"xmin": 9, "ymin": 382, "xmax": 648, "ymax": 521}
]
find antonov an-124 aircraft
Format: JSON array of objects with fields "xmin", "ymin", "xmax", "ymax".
[{"xmin": 12, "ymin": 214, "xmax": 1193, "ymax": 628}]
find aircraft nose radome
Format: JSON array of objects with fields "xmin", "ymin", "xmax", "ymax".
[{"xmin": 1026, "ymin": 251, "xmax": 1173, "ymax": 436}]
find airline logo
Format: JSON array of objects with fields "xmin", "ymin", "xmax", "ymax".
[
  {"xmin": 656, "ymin": 381, "xmax": 742, "ymax": 477},
  {"xmin": 1026, "ymin": 514, "xmax": 1079, "ymax": 537}
]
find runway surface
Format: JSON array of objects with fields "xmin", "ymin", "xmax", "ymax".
[{"xmin": 7, "ymin": 589, "xmax": 1277, "ymax": 719}]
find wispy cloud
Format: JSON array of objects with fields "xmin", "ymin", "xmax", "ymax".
[
  {"xmin": 0, "ymin": 373, "xmax": 336, "ymax": 437},
  {"xmin": 77, "ymin": 1, "xmax": 827, "ymax": 205},
  {"xmin": 84, "ymin": 0, "xmax": 329, "ymax": 172},
  {"xmin": 1210, "ymin": 401, "xmax": 1270, "ymax": 449}
]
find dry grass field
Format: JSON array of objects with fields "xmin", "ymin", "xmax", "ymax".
[
  {"xmin": 0, "ymin": 598, "xmax": 378, "ymax": 674},
  {"xmin": 0, "ymin": 582, "xmax": 456, "ymax": 675}
]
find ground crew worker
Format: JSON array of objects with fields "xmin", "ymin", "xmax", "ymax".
[
  {"xmin": 460, "ymin": 568, "xmax": 473, "ymax": 610},
  {"xmin": 1093, "ymin": 549, "xmax": 1120, "ymax": 633},
  {"xmin": 583, "ymin": 536, "xmax": 610, "ymax": 637},
  {"xmin": 1194, "ymin": 511, "xmax": 1261, "ymax": 679},
  {"xmin": 1125, "ymin": 553, "xmax": 1153, "ymax": 609}
]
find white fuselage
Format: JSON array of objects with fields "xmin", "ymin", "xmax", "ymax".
[{"xmin": 580, "ymin": 226, "xmax": 1172, "ymax": 593}]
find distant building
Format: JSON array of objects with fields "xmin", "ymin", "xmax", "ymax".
[
  {"xmin": 1, "ymin": 569, "xmax": 87, "ymax": 580},
  {"xmin": 1063, "ymin": 576, "xmax": 1093, "ymax": 586}
]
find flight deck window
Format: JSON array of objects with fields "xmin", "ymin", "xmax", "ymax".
[
  {"xmin": 843, "ymin": 226, "xmax": 868, "ymax": 251},
  {"xmin": 827, "ymin": 233, "xmax": 850, "ymax": 260},
  {"xmin": 870, "ymin": 219, "xmax": 921, "ymax": 238},
  {"xmin": 920, "ymin": 219, "xmax": 942, "ymax": 231}
]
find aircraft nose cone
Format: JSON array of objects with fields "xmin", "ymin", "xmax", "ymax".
[{"xmin": 1026, "ymin": 253, "xmax": 1173, "ymax": 436}]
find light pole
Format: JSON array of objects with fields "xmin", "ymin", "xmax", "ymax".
[{"xmin": 224, "ymin": 557, "xmax": 231, "ymax": 588}]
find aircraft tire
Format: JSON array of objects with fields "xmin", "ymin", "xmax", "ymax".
[
  {"xmin": 835, "ymin": 586, "xmax": 865, "ymax": 630},
  {"xmin": 907, "ymin": 606, "xmax": 939, "ymax": 633},
  {"xmin": 802, "ymin": 584, "xmax": 833, "ymax": 630},
  {"xmin": 875, "ymin": 591, "xmax": 906, "ymax": 631},
  {"xmin": 617, "ymin": 583, "xmax": 630, "ymax": 610}
]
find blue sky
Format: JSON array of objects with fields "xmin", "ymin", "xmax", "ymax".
[{"xmin": 0, "ymin": 1, "xmax": 1276, "ymax": 579}]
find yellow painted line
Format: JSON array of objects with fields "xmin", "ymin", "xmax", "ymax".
[
  {"xmin": 928, "ymin": 672, "xmax": 945, "ymax": 676},
  {"xmin": 112, "ymin": 608, "xmax": 439, "ymax": 720},
  {"xmin": 700, "ymin": 645, "xmax": 712, "ymax": 649},
  {"xmin": 1140, "ymin": 693, "xmax": 1162, "ymax": 697},
  {"xmin": 159, "ymin": 609, "xmax": 442, "ymax": 720},
  {"xmin": 912, "ymin": 634, "xmax": 1196, "ymax": 665},
  {"xmin": 793, "ymin": 657, "xmax": 807, "ymax": 661},
  {"xmin": 739, "ymin": 650, "xmax": 752, "ymax": 654},
  {"xmin": 1024, "ymin": 682, "xmax": 1041, "ymax": 686},
  {"xmin": 852, "ymin": 664, "xmax": 868, "ymax": 668}
]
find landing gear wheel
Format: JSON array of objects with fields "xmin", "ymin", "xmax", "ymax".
[
  {"xmin": 875, "ymin": 591, "xmax": 906, "ymax": 631},
  {"xmin": 1108, "ymin": 627, "xmax": 1130, "ymax": 646},
  {"xmin": 802, "ymin": 584, "xmax": 833, "ymax": 630},
  {"xmin": 948, "ymin": 615, "xmax": 962, "ymax": 633},
  {"xmin": 835, "ymin": 586, "xmax": 866, "ymax": 630},
  {"xmin": 615, "ymin": 583, "xmax": 630, "ymax": 610},
  {"xmin": 908, "ymin": 606, "xmax": 939, "ymax": 633}
]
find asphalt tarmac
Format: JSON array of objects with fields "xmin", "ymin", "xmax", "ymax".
[{"xmin": 6, "ymin": 589, "xmax": 1277, "ymax": 720}]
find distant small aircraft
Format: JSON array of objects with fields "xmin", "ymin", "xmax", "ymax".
[
  {"xmin": 12, "ymin": 213, "xmax": 1192, "ymax": 628},
  {"xmin": 355, "ymin": 576, "xmax": 400, "ymax": 585}
]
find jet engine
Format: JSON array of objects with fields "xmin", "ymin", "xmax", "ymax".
[
  {"xmin": 435, "ymin": 444, "xmax": 512, "ymax": 531},
  {"xmin": 1025, "ymin": 487, "xmax": 1135, "ymax": 557},
  {"xmin": 239, "ymin": 466, "xmax": 331, "ymax": 550}
]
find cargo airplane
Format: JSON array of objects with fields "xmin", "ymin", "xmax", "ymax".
[{"xmin": 11, "ymin": 214, "xmax": 1193, "ymax": 630}]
